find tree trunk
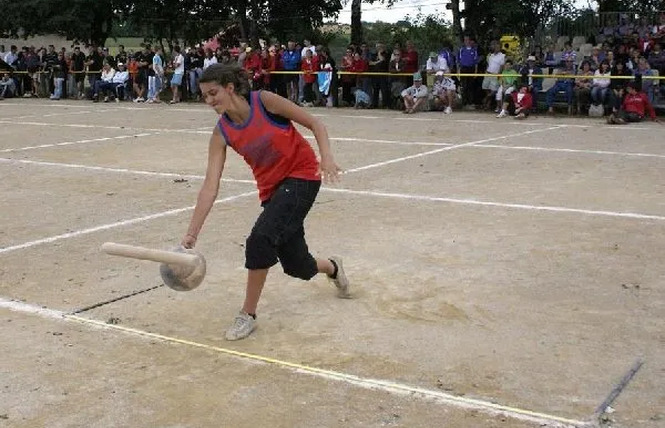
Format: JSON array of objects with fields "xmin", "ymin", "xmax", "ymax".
[
  {"xmin": 449, "ymin": 0, "xmax": 463, "ymax": 44},
  {"xmin": 351, "ymin": 0, "xmax": 362, "ymax": 45},
  {"xmin": 236, "ymin": 2, "xmax": 248, "ymax": 41}
]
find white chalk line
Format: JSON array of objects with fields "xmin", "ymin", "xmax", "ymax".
[
  {"xmin": 0, "ymin": 119, "xmax": 210, "ymax": 135},
  {"xmin": 472, "ymin": 144, "xmax": 665, "ymax": 160},
  {"xmin": 324, "ymin": 187, "xmax": 665, "ymax": 221},
  {"xmin": 0, "ymin": 191, "xmax": 257, "ymax": 255},
  {"xmin": 0, "ymin": 296, "xmax": 586, "ymax": 428},
  {"xmin": 0, "ymin": 133, "xmax": 157, "ymax": 153},
  {"xmin": 8, "ymin": 109, "xmax": 116, "ymax": 121},
  {"xmin": 345, "ymin": 126, "xmax": 562, "ymax": 173},
  {"xmin": 5, "ymin": 158, "xmax": 663, "ymax": 223},
  {"xmin": 0, "ymin": 158, "xmax": 254, "ymax": 184}
]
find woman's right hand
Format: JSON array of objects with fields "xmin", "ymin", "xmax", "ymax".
[{"xmin": 181, "ymin": 234, "xmax": 197, "ymax": 249}]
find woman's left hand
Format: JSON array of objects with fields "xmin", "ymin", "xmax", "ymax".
[{"xmin": 319, "ymin": 157, "xmax": 343, "ymax": 184}]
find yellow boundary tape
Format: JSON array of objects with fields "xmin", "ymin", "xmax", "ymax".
[{"xmin": 66, "ymin": 313, "xmax": 590, "ymax": 428}]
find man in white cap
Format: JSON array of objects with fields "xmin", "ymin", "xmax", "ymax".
[
  {"xmin": 431, "ymin": 70, "xmax": 457, "ymax": 114},
  {"xmin": 400, "ymin": 72, "xmax": 429, "ymax": 113}
]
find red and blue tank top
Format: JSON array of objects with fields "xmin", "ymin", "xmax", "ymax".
[{"xmin": 217, "ymin": 91, "xmax": 320, "ymax": 201}]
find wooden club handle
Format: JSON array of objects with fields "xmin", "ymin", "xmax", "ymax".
[{"xmin": 101, "ymin": 242, "xmax": 198, "ymax": 266}]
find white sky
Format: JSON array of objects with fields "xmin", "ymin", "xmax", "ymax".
[{"xmin": 334, "ymin": 0, "xmax": 595, "ymax": 25}]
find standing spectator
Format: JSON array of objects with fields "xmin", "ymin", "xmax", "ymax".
[
  {"xmin": 133, "ymin": 45, "xmax": 151, "ymax": 102},
  {"xmin": 147, "ymin": 46, "xmax": 164, "ymax": 103},
  {"xmin": 301, "ymin": 49, "xmax": 318, "ymax": 106},
  {"xmin": 44, "ymin": 45, "xmax": 59, "ymax": 94},
  {"xmin": 316, "ymin": 47, "xmax": 337, "ymax": 107},
  {"xmin": 609, "ymin": 61, "xmax": 631, "ymax": 113},
  {"xmin": 4, "ymin": 45, "xmax": 18, "ymax": 68},
  {"xmin": 0, "ymin": 45, "xmax": 5, "ymax": 61},
  {"xmin": 299, "ymin": 39, "xmax": 316, "ymax": 105},
  {"xmin": 438, "ymin": 42, "xmax": 456, "ymax": 74},
  {"xmin": 403, "ymin": 40, "xmax": 419, "ymax": 80},
  {"xmin": 340, "ymin": 46, "xmax": 355, "ymax": 106},
  {"xmin": 25, "ymin": 47, "xmax": 42, "ymax": 97},
  {"xmin": 482, "ymin": 40, "xmax": 505, "ymax": 110},
  {"xmin": 282, "ymin": 40, "xmax": 301, "ymax": 103},
  {"xmin": 634, "ymin": 56, "xmax": 659, "ymax": 103},
  {"xmin": 170, "ymin": 46, "xmax": 185, "ymax": 104},
  {"xmin": 127, "ymin": 54, "xmax": 139, "ymax": 101},
  {"xmin": 203, "ymin": 49, "xmax": 217, "ymax": 70},
  {"xmin": 457, "ymin": 35, "xmax": 479, "ymax": 107},
  {"xmin": 426, "ymin": 51, "xmax": 448, "ymax": 75},
  {"xmin": 70, "ymin": 46, "xmax": 86, "ymax": 98},
  {"xmin": 351, "ymin": 50, "xmax": 370, "ymax": 95},
  {"xmin": 115, "ymin": 45, "xmax": 128, "ymax": 67},
  {"xmin": 369, "ymin": 43, "xmax": 390, "ymax": 108},
  {"xmin": 591, "ymin": 60, "xmax": 612, "ymax": 108},
  {"xmin": 187, "ymin": 47, "xmax": 204, "ymax": 100},
  {"xmin": 388, "ymin": 48, "xmax": 407, "ymax": 109},
  {"xmin": 400, "ymin": 72, "xmax": 428, "ymax": 114},
  {"xmin": 49, "ymin": 51, "xmax": 68, "ymax": 100},
  {"xmin": 84, "ymin": 45, "xmax": 103, "ymax": 99}
]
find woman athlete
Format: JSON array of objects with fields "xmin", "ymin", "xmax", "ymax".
[{"xmin": 181, "ymin": 63, "xmax": 350, "ymax": 341}]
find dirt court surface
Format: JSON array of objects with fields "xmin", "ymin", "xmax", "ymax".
[{"xmin": 1, "ymin": 99, "xmax": 663, "ymax": 428}]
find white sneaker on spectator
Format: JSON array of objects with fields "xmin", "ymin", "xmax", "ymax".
[
  {"xmin": 444, "ymin": 107, "xmax": 453, "ymax": 115},
  {"xmin": 496, "ymin": 110, "xmax": 507, "ymax": 118},
  {"xmin": 115, "ymin": 98, "xmax": 120, "ymax": 103}
]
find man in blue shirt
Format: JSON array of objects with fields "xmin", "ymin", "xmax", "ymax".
[
  {"xmin": 457, "ymin": 36, "xmax": 479, "ymax": 107},
  {"xmin": 281, "ymin": 40, "xmax": 301, "ymax": 103}
]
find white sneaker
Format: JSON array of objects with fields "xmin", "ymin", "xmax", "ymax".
[
  {"xmin": 444, "ymin": 107, "xmax": 452, "ymax": 115},
  {"xmin": 328, "ymin": 256, "xmax": 351, "ymax": 299},
  {"xmin": 225, "ymin": 311, "xmax": 256, "ymax": 341},
  {"xmin": 496, "ymin": 110, "xmax": 507, "ymax": 118}
]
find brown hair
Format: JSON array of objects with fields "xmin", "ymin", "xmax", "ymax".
[{"xmin": 199, "ymin": 63, "xmax": 250, "ymax": 98}]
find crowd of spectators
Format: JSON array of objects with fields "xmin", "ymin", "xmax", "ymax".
[{"xmin": 0, "ymin": 11, "xmax": 663, "ymax": 123}]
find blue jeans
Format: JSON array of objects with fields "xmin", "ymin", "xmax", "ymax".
[
  {"xmin": 51, "ymin": 77, "xmax": 64, "ymax": 99},
  {"xmin": 148, "ymin": 75, "xmax": 162, "ymax": 100},
  {"xmin": 546, "ymin": 81, "xmax": 573, "ymax": 108},
  {"xmin": 591, "ymin": 86, "xmax": 609, "ymax": 105},
  {"xmin": 188, "ymin": 68, "xmax": 201, "ymax": 97}
]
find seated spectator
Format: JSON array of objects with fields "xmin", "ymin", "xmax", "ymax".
[
  {"xmin": 389, "ymin": 48, "xmax": 408, "ymax": 107},
  {"xmin": 575, "ymin": 61, "xmax": 594, "ymax": 114},
  {"xmin": 111, "ymin": 62, "xmax": 129, "ymax": 101},
  {"xmin": 430, "ymin": 71, "xmax": 456, "ymax": 114},
  {"xmin": 544, "ymin": 45, "xmax": 558, "ymax": 72},
  {"xmin": 609, "ymin": 61, "xmax": 631, "ymax": 113},
  {"xmin": 519, "ymin": 55, "xmax": 543, "ymax": 93},
  {"xmin": 546, "ymin": 57, "xmax": 576, "ymax": 115},
  {"xmin": 496, "ymin": 84, "xmax": 533, "ymax": 119},
  {"xmin": 648, "ymin": 43, "xmax": 665, "ymax": 75},
  {"xmin": 561, "ymin": 42, "xmax": 577, "ymax": 65},
  {"xmin": 400, "ymin": 72, "xmax": 428, "ymax": 114},
  {"xmin": 591, "ymin": 60, "xmax": 612, "ymax": 108},
  {"xmin": 92, "ymin": 62, "xmax": 115, "ymax": 102},
  {"xmin": 0, "ymin": 73, "xmax": 16, "ymax": 98},
  {"xmin": 634, "ymin": 56, "xmax": 659, "ymax": 103},
  {"xmin": 589, "ymin": 45, "xmax": 604, "ymax": 70},
  {"xmin": 607, "ymin": 82, "xmax": 659, "ymax": 124},
  {"xmin": 495, "ymin": 60, "xmax": 518, "ymax": 113}
]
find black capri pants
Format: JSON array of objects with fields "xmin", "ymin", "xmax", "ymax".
[{"xmin": 245, "ymin": 178, "xmax": 321, "ymax": 280}]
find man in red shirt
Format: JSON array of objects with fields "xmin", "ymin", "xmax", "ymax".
[{"xmin": 607, "ymin": 82, "xmax": 660, "ymax": 124}]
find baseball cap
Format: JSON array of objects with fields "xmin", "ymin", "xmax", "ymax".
[
  {"xmin": 429, "ymin": 51, "xmax": 437, "ymax": 58},
  {"xmin": 413, "ymin": 72, "xmax": 422, "ymax": 81}
]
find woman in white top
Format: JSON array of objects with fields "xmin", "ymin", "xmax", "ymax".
[{"xmin": 591, "ymin": 60, "xmax": 611, "ymax": 106}]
